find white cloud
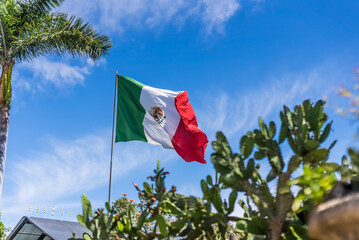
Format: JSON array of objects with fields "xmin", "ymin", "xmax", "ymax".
[
  {"xmin": 197, "ymin": 0, "xmax": 241, "ymax": 34},
  {"xmin": 197, "ymin": 70, "xmax": 336, "ymax": 142},
  {"xmin": 60, "ymin": 0, "xmax": 241, "ymax": 35},
  {"xmin": 1, "ymin": 133, "xmax": 110, "ymax": 224},
  {"xmin": 144, "ymin": 0, "xmax": 188, "ymax": 28},
  {"xmin": 13, "ymin": 57, "xmax": 106, "ymax": 92},
  {"xmin": 14, "ymin": 79, "xmax": 31, "ymax": 91},
  {"xmin": 18, "ymin": 58, "xmax": 88, "ymax": 88},
  {"xmin": 1, "ymin": 131, "xmax": 177, "ymax": 227},
  {"xmin": 250, "ymin": 0, "xmax": 266, "ymax": 12}
]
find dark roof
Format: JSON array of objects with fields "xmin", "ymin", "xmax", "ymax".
[{"xmin": 7, "ymin": 216, "xmax": 90, "ymax": 240}]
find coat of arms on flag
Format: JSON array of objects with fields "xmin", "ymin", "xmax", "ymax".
[{"xmin": 150, "ymin": 106, "xmax": 166, "ymax": 126}]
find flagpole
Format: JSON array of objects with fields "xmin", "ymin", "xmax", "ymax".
[{"xmin": 108, "ymin": 72, "xmax": 118, "ymax": 203}]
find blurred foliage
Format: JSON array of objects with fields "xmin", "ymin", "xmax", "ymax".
[
  {"xmin": 0, "ymin": 212, "xmax": 10, "ymax": 240},
  {"xmin": 326, "ymin": 67, "xmax": 359, "ymax": 122},
  {"xmin": 340, "ymin": 148, "xmax": 359, "ymax": 190},
  {"xmin": 72, "ymin": 100, "xmax": 354, "ymax": 240}
]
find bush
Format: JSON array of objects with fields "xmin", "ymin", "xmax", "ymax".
[
  {"xmin": 0, "ymin": 213, "xmax": 10, "ymax": 240},
  {"xmin": 72, "ymin": 100, "xmax": 351, "ymax": 240}
]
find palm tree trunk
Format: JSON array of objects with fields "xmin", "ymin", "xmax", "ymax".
[
  {"xmin": 0, "ymin": 61, "xmax": 14, "ymax": 199},
  {"xmin": 0, "ymin": 103, "xmax": 9, "ymax": 198}
]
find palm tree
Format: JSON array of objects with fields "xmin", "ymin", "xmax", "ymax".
[{"xmin": 0, "ymin": 0, "xmax": 112, "ymax": 198}]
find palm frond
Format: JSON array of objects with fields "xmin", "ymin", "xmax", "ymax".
[
  {"xmin": 12, "ymin": 13, "xmax": 112, "ymax": 62},
  {"xmin": 16, "ymin": 0, "xmax": 64, "ymax": 19},
  {"xmin": 0, "ymin": 0, "xmax": 63, "ymax": 58},
  {"xmin": 0, "ymin": 0, "xmax": 64, "ymax": 51},
  {"xmin": 0, "ymin": 0, "xmax": 17, "ymax": 56},
  {"xmin": 19, "ymin": 0, "xmax": 63, "ymax": 12}
]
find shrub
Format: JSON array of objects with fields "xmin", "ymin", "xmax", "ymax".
[{"xmin": 72, "ymin": 100, "xmax": 347, "ymax": 240}]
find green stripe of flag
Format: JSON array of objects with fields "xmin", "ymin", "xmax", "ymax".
[{"xmin": 115, "ymin": 75, "xmax": 147, "ymax": 143}]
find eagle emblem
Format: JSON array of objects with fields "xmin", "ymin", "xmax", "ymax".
[{"xmin": 150, "ymin": 106, "xmax": 166, "ymax": 125}]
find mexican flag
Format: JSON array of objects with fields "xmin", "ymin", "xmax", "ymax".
[{"xmin": 115, "ymin": 75, "xmax": 208, "ymax": 164}]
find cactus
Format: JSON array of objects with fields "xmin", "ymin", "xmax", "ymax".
[
  {"xmin": 211, "ymin": 100, "xmax": 337, "ymax": 240},
  {"xmin": 75, "ymin": 100, "xmax": 345, "ymax": 240},
  {"xmin": 69, "ymin": 195, "xmax": 118, "ymax": 240}
]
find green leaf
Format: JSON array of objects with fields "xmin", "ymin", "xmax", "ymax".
[
  {"xmin": 266, "ymin": 169, "xmax": 277, "ymax": 182},
  {"xmin": 227, "ymin": 190, "xmax": 238, "ymax": 214},
  {"xmin": 301, "ymin": 124, "xmax": 309, "ymax": 144},
  {"xmin": 323, "ymin": 162, "xmax": 340, "ymax": 172},
  {"xmin": 304, "ymin": 140, "xmax": 320, "ymax": 152},
  {"xmin": 292, "ymin": 194, "xmax": 304, "ymax": 212},
  {"xmin": 342, "ymin": 155, "xmax": 350, "ymax": 167},
  {"xmin": 284, "ymin": 105, "xmax": 293, "ymax": 128},
  {"xmin": 240, "ymin": 135, "xmax": 254, "ymax": 159},
  {"xmin": 269, "ymin": 121, "xmax": 276, "ymax": 139},
  {"xmin": 163, "ymin": 201, "xmax": 185, "ymax": 217},
  {"xmin": 236, "ymin": 220, "xmax": 248, "ymax": 232},
  {"xmin": 105, "ymin": 202, "xmax": 111, "ymax": 212},
  {"xmin": 157, "ymin": 159, "xmax": 161, "ymax": 171},
  {"xmin": 302, "ymin": 100, "xmax": 312, "ymax": 117},
  {"xmin": 136, "ymin": 230, "xmax": 148, "ymax": 238},
  {"xmin": 247, "ymin": 217, "xmax": 269, "ymax": 235},
  {"xmin": 287, "ymin": 134, "xmax": 298, "ymax": 154},
  {"xmin": 303, "ymin": 148, "xmax": 329, "ymax": 163},
  {"xmin": 310, "ymin": 100, "xmax": 325, "ymax": 134},
  {"xmin": 329, "ymin": 140, "xmax": 337, "ymax": 150},
  {"xmin": 212, "ymin": 186, "xmax": 224, "ymax": 214},
  {"xmin": 171, "ymin": 218, "xmax": 187, "ymax": 232},
  {"xmin": 319, "ymin": 122, "xmax": 332, "ymax": 143},
  {"xmin": 206, "ymin": 175, "xmax": 213, "ymax": 185},
  {"xmin": 238, "ymin": 199, "xmax": 249, "ymax": 215},
  {"xmin": 136, "ymin": 209, "xmax": 148, "ymax": 229},
  {"xmin": 246, "ymin": 158, "xmax": 255, "ymax": 178},
  {"xmin": 156, "ymin": 215, "xmax": 169, "ymax": 236},
  {"xmin": 254, "ymin": 150, "xmax": 266, "ymax": 160},
  {"xmin": 288, "ymin": 156, "xmax": 301, "ymax": 173},
  {"xmin": 187, "ymin": 229, "xmax": 202, "ymax": 239},
  {"xmin": 117, "ymin": 221, "xmax": 124, "ymax": 232},
  {"xmin": 258, "ymin": 117, "xmax": 269, "ymax": 139},
  {"xmin": 80, "ymin": 195, "xmax": 92, "ymax": 227},
  {"xmin": 287, "ymin": 224, "xmax": 309, "ymax": 240},
  {"xmin": 279, "ymin": 115, "xmax": 287, "ymax": 144},
  {"xmin": 213, "ymin": 132, "xmax": 232, "ymax": 156},
  {"xmin": 269, "ymin": 155, "xmax": 283, "ymax": 173},
  {"xmin": 143, "ymin": 182, "xmax": 152, "ymax": 194},
  {"xmin": 212, "ymin": 161, "xmax": 232, "ymax": 174},
  {"xmin": 341, "ymin": 166, "xmax": 352, "ymax": 182},
  {"xmin": 83, "ymin": 233, "xmax": 92, "ymax": 240},
  {"xmin": 297, "ymin": 104, "xmax": 304, "ymax": 126},
  {"xmin": 81, "ymin": 195, "xmax": 93, "ymax": 217},
  {"xmin": 201, "ymin": 180, "xmax": 210, "ymax": 199},
  {"xmin": 222, "ymin": 174, "xmax": 237, "ymax": 188},
  {"xmin": 77, "ymin": 214, "xmax": 85, "ymax": 227}
]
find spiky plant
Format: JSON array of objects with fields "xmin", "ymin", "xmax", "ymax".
[{"xmin": 0, "ymin": 0, "xmax": 111, "ymax": 197}]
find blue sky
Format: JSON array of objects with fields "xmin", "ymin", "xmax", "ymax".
[{"xmin": 2, "ymin": 0, "xmax": 359, "ymax": 228}]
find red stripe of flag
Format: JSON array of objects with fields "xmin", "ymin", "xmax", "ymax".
[{"xmin": 171, "ymin": 91, "xmax": 208, "ymax": 164}]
